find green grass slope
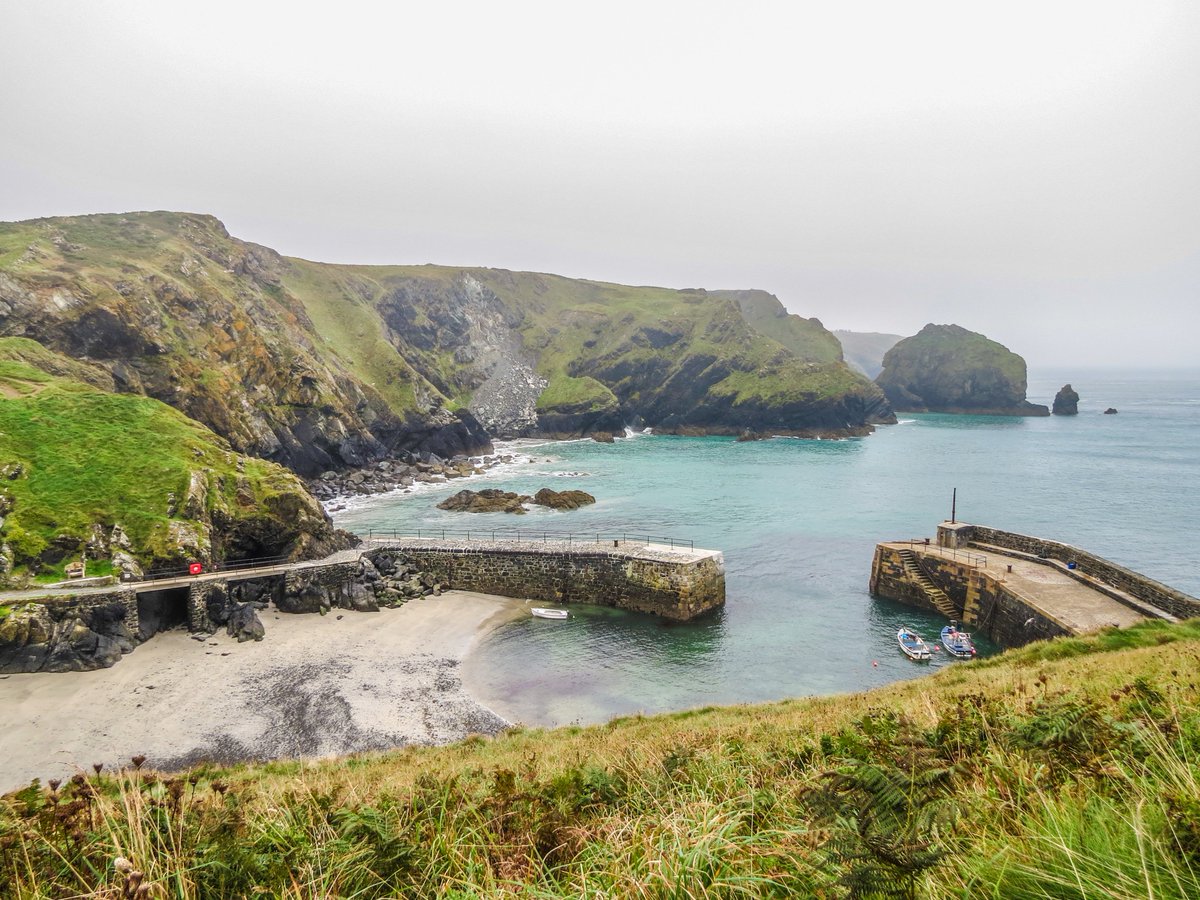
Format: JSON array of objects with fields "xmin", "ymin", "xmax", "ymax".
[
  {"xmin": 2, "ymin": 211, "xmax": 892, "ymax": 452},
  {"xmin": 4, "ymin": 618, "xmax": 1198, "ymax": 897},
  {"xmin": 876, "ymin": 323, "xmax": 1047, "ymax": 415},
  {"xmin": 0, "ymin": 338, "xmax": 334, "ymax": 579},
  {"xmin": 281, "ymin": 262, "xmax": 891, "ymax": 435}
]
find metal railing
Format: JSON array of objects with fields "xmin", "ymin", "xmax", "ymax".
[
  {"xmin": 361, "ymin": 528, "xmax": 694, "ymax": 551},
  {"xmin": 898, "ymin": 539, "xmax": 987, "ymax": 569},
  {"xmin": 139, "ymin": 554, "xmax": 293, "ymax": 583}
]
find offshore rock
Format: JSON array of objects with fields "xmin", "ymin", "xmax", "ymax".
[
  {"xmin": 437, "ymin": 489, "xmax": 530, "ymax": 514},
  {"xmin": 532, "ymin": 488, "xmax": 596, "ymax": 510},
  {"xmin": 1052, "ymin": 384, "xmax": 1080, "ymax": 415},
  {"xmin": 876, "ymin": 324, "xmax": 1049, "ymax": 416}
]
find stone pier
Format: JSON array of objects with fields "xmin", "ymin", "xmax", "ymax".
[
  {"xmin": 367, "ymin": 537, "xmax": 726, "ymax": 621},
  {"xmin": 870, "ymin": 522, "xmax": 1199, "ymax": 648}
]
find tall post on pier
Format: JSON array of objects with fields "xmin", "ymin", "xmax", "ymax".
[{"xmin": 951, "ymin": 488, "xmax": 957, "ymax": 524}]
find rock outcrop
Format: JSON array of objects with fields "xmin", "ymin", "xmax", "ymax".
[
  {"xmin": 532, "ymin": 488, "xmax": 596, "ymax": 510},
  {"xmin": 438, "ymin": 489, "xmax": 530, "ymax": 514},
  {"xmin": 1052, "ymin": 384, "xmax": 1080, "ymax": 415},
  {"xmin": 438, "ymin": 487, "xmax": 597, "ymax": 514},
  {"xmin": 0, "ymin": 212, "xmax": 892, "ymax": 453},
  {"xmin": 875, "ymin": 324, "xmax": 1049, "ymax": 416},
  {"xmin": 0, "ymin": 592, "xmax": 138, "ymax": 674}
]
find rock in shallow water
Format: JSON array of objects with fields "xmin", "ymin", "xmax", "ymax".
[
  {"xmin": 437, "ymin": 489, "xmax": 530, "ymax": 514},
  {"xmin": 532, "ymin": 488, "xmax": 596, "ymax": 510}
]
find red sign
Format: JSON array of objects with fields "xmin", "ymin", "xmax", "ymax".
[{"xmin": 188, "ymin": 562, "xmax": 204, "ymax": 576}]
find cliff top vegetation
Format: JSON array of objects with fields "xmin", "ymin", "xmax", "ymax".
[{"xmin": 3, "ymin": 616, "xmax": 1198, "ymax": 897}]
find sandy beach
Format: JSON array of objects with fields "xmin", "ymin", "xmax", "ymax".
[{"xmin": 0, "ymin": 591, "xmax": 528, "ymax": 793}]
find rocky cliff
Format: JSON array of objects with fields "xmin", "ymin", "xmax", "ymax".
[
  {"xmin": 0, "ymin": 213, "xmax": 490, "ymax": 476},
  {"xmin": 0, "ymin": 338, "xmax": 348, "ymax": 582},
  {"xmin": 0, "ymin": 212, "xmax": 893, "ymax": 452},
  {"xmin": 875, "ymin": 324, "xmax": 1049, "ymax": 416},
  {"xmin": 1053, "ymin": 384, "xmax": 1080, "ymax": 415}
]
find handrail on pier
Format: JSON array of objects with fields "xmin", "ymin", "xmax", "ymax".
[
  {"xmin": 898, "ymin": 538, "xmax": 987, "ymax": 569},
  {"xmin": 362, "ymin": 528, "xmax": 694, "ymax": 551}
]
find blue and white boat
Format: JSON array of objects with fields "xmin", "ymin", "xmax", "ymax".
[
  {"xmin": 897, "ymin": 627, "xmax": 932, "ymax": 660},
  {"xmin": 940, "ymin": 624, "xmax": 977, "ymax": 658}
]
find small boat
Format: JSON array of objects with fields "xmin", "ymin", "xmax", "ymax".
[
  {"xmin": 941, "ymin": 624, "xmax": 977, "ymax": 658},
  {"xmin": 897, "ymin": 627, "xmax": 932, "ymax": 660},
  {"xmin": 530, "ymin": 607, "xmax": 569, "ymax": 620}
]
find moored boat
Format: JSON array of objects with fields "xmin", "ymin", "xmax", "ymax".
[
  {"xmin": 897, "ymin": 626, "xmax": 932, "ymax": 660},
  {"xmin": 940, "ymin": 624, "xmax": 977, "ymax": 658},
  {"xmin": 530, "ymin": 607, "xmax": 569, "ymax": 620}
]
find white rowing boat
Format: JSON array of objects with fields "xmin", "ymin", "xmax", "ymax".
[
  {"xmin": 897, "ymin": 626, "xmax": 932, "ymax": 660},
  {"xmin": 530, "ymin": 607, "xmax": 569, "ymax": 620}
]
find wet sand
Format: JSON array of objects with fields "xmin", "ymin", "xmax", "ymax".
[{"xmin": 0, "ymin": 591, "xmax": 527, "ymax": 792}]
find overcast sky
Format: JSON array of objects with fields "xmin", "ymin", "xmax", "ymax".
[{"xmin": 3, "ymin": 1, "xmax": 1198, "ymax": 367}]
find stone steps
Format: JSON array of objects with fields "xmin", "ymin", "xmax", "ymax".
[{"xmin": 898, "ymin": 549, "xmax": 960, "ymax": 619}]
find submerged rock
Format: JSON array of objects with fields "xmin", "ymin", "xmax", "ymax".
[{"xmin": 1104, "ymin": 407, "xmax": 1119, "ymax": 415}]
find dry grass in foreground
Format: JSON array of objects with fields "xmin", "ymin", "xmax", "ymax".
[{"xmin": 3, "ymin": 618, "xmax": 1200, "ymax": 898}]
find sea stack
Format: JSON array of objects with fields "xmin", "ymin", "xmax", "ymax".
[
  {"xmin": 1052, "ymin": 384, "xmax": 1080, "ymax": 415},
  {"xmin": 875, "ymin": 324, "xmax": 1050, "ymax": 416}
]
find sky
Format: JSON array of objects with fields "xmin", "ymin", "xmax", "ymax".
[{"xmin": 3, "ymin": 1, "xmax": 1198, "ymax": 368}]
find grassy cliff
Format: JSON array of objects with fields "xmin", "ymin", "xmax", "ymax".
[
  {"xmin": 1, "ymin": 212, "xmax": 892, "ymax": 459},
  {"xmin": 876, "ymin": 324, "xmax": 1049, "ymax": 416},
  {"xmin": 0, "ymin": 339, "xmax": 337, "ymax": 579},
  {"xmin": 3, "ymin": 618, "xmax": 1198, "ymax": 897}
]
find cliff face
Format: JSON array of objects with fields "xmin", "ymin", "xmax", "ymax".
[
  {"xmin": 0, "ymin": 213, "xmax": 490, "ymax": 476},
  {"xmin": 0, "ymin": 339, "xmax": 347, "ymax": 580},
  {"xmin": 278, "ymin": 264, "xmax": 895, "ymax": 438},
  {"xmin": 875, "ymin": 324, "xmax": 1049, "ymax": 416},
  {"xmin": 0, "ymin": 212, "xmax": 893, "ymax": 460}
]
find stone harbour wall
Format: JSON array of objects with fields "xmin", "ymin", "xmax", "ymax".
[
  {"xmin": 868, "ymin": 545, "xmax": 944, "ymax": 615},
  {"xmin": 954, "ymin": 524, "xmax": 1200, "ymax": 620},
  {"xmin": 380, "ymin": 540, "xmax": 726, "ymax": 621},
  {"xmin": 870, "ymin": 545, "xmax": 1071, "ymax": 649},
  {"xmin": 0, "ymin": 539, "xmax": 725, "ymax": 673}
]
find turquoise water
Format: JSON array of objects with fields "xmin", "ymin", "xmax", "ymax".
[{"xmin": 334, "ymin": 369, "xmax": 1200, "ymax": 726}]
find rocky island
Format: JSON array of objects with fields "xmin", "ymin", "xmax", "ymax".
[
  {"xmin": 875, "ymin": 323, "xmax": 1050, "ymax": 416},
  {"xmin": 1053, "ymin": 383, "xmax": 1080, "ymax": 415}
]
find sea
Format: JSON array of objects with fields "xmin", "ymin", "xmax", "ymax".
[{"xmin": 333, "ymin": 369, "xmax": 1200, "ymax": 728}]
